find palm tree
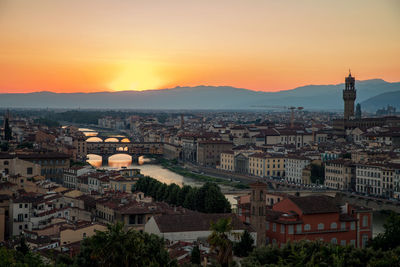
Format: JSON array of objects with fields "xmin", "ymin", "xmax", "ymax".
[{"xmin": 208, "ymin": 217, "xmax": 235, "ymax": 267}]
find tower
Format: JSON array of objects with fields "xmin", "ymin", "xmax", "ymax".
[
  {"xmin": 250, "ymin": 181, "xmax": 267, "ymax": 246},
  {"xmin": 343, "ymin": 70, "xmax": 356, "ymax": 120}
]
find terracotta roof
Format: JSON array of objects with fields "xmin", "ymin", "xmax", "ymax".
[
  {"xmin": 288, "ymin": 195, "xmax": 340, "ymax": 214},
  {"xmin": 154, "ymin": 213, "xmax": 252, "ymax": 233}
]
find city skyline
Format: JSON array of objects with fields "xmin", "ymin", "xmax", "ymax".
[{"xmin": 1, "ymin": 0, "xmax": 399, "ymax": 93}]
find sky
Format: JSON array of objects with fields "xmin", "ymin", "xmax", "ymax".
[{"xmin": 0, "ymin": 0, "xmax": 399, "ymax": 93}]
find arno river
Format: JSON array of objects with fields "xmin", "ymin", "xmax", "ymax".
[
  {"xmin": 82, "ymin": 128, "xmax": 387, "ymax": 236},
  {"xmin": 86, "ymin": 153, "xmax": 240, "ymax": 209}
]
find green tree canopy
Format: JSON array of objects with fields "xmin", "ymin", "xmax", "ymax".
[
  {"xmin": 233, "ymin": 230, "xmax": 254, "ymax": 257},
  {"xmin": 369, "ymin": 212, "xmax": 400, "ymax": 251},
  {"xmin": 75, "ymin": 222, "xmax": 176, "ymax": 267}
]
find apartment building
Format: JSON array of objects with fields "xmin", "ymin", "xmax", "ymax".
[
  {"xmin": 219, "ymin": 151, "xmax": 235, "ymax": 172},
  {"xmin": 285, "ymin": 155, "xmax": 310, "ymax": 184},
  {"xmin": 197, "ymin": 140, "xmax": 233, "ymax": 167},
  {"xmin": 356, "ymin": 163, "xmax": 383, "ymax": 196},
  {"xmin": 324, "ymin": 159, "xmax": 355, "ymax": 191}
]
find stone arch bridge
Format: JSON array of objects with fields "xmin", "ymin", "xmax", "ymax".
[{"xmin": 86, "ymin": 141, "xmax": 163, "ymax": 163}]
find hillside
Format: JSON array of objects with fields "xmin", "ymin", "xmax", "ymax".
[
  {"xmin": 0, "ymin": 79, "xmax": 399, "ymax": 110},
  {"xmin": 361, "ymin": 90, "xmax": 400, "ymax": 112}
]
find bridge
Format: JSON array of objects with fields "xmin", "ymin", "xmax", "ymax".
[
  {"xmin": 86, "ymin": 136, "xmax": 131, "ymax": 143},
  {"xmin": 86, "ymin": 141, "xmax": 163, "ymax": 163}
]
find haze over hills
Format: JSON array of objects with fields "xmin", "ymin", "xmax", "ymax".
[{"xmin": 0, "ymin": 79, "xmax": 399, "ymax": 110}]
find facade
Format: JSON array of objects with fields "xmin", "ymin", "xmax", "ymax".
[
  {"xmin": 145, "ymin": 213, "xmax": 256, "ymax": 244},
  {"xmin": 356, "ymin": 164, "xmax": 383, "ymax": 196},
  {"xmin": 60, "ymin": 222, "xmax": 106, "ymax": 246},
  {"xmin": 196, "ymin": 140, "xmax": 233, "ymax": 167},
  {"xmin": 249, "ymin": 182, "xmax": 373, "ymax": 248},
  {"xmin": 285, "ymin": 156, "xmax": 310, "ymax": 184},
  {"xmin": 63, "ymin": 166, "xmax": 93, "ymax": 189},
  {"xmin": 324, "ymin": 160, "xmax": 355, "ymax": 191},
  {"xmin": 266, "ymin": 196, "xmax": 372, "ymax": 248},
  {"xmin": 0, "ymin": 155, "xmax": 41, "ymax": 178},
  {"xmin": 219, "ymin": 151, "xmax": 235, "ymax": 171},
  {"xmin": 17, "ymin": 152, "xmax": 70, "ymax": 184},
  {"xmin": 9, "ymin": 196, "xmax": 33, "ymax": 236}
]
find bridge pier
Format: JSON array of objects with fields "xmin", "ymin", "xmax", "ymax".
[{"xmin": 102, "ymin": 154, "xmax": 110, "ymax": 165}]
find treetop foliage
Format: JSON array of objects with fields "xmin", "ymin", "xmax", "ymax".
[{"xmin": 134, "ymin": 177, "xmax": 231, "ymax": 213}]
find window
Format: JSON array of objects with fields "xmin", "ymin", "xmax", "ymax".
[
  {"xmin": 330, "ymin": 222, "xmax": 337, "ymax": 229},
  {"xmin": 296, "ymin": 224, "xmax": 302, "ymax": 233},
  {"xmin": 340, "ymin": 240, "xmax": 346, "ymax": 246},
  {"xmin": 350, "ymin": 240, "xmax": 356, "ymax": 246},
  {"xmin": 280, "ymin": 225, "xmax": 285, "ymax": 234},
  {"xmin": 341, "ymin": 222, "xmax": 346, "ymax": 230},
  {"xmin": 19, "ymin": 204, "xmax": 22, "ymax": 209},
  {"xmin": 304, "ymin": 224, "xmax": 311, "ymax": 231},
  {"xmin": 4, "ymin": 161, "xmax": 9, "ymax": 165},
  {"xmin": 288, "ymin": 225, "xmax": 294, "ymax": 234},
  {"xmin": 362, "ymin": 216, "xmax": 368, "ymax": 227},
  {"xmin": 273, "ymin": 223, "xmax": 276, "ymax": 232},
  {"xmin": 83, "ymin": 233, "xmax": 87, "ymax": 238},
  {"xmin": 27, "ymin": 167, "xmax": 33, "ymax": 175},
  {"xmin": 331, "ymin": 238, "xmax": 337, "ymax": 244},
  {"xmin": 266, "ymin": 221, "xmax": 270, "ymax": 230},
  {"xmin": 350, "ymin": 222, "xmax": 355, "ymax": 230},
  {"xmin": 318, "ymin": 223, "xmax": 324, "ymax": 230}
]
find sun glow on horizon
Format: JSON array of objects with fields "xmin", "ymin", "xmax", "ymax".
[{"xmin": 107, "ymin": 61, "xmax": 166, "ymax": 91}]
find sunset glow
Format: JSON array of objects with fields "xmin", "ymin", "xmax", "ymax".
[{"xmin": 0, "ymin": 0, "xmax": 399, "ymax": 93}]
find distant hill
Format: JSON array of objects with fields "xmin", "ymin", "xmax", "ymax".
[
  {"xmin": 0, "ymin": 79, "xmax": 399, "ymax": 110},
  {"xmin": 361, "ymin": 90, "xmax": 400, "ymax": 112}
]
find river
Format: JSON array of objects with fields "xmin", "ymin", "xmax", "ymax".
[{"xmin": 86, "ymin": 154, "xmax": 241, "ymax": 208}]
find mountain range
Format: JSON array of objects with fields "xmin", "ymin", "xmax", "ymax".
[{"xmin": 0, "ymin": 79, "xmax": 399, "ymax": 111}]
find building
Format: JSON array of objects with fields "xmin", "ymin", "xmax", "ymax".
[
  {"xmin": 285, "ymin": 155, "xmax": 310, "ymax": 184},
  {"xmin": 266, "ymin": 196, "xmax": 372, "ymax": 248},
  {"xmin": 197, "ymin": 140, "xmax": 233, "ymax": 167},
  {"xmin": 17, "ymin": 152, "xmax": 70, "ymax": 184},
  {"xmin": 355, "ymin": 163, "xmax": 383, "ymax": 196},
  {"xmin": 249, "ymin": 182, "xmax": 373, "ymax": 248},
  {"xmin": 324, "ymin": 159, "xmax": 355, "ymax": 191},
  {"xmin": 9, "ymin": 196, "xmax": 34, "ymax": 236},
  {"xmin": 0, "ymin": 154, "xmax": 41, "ymax": 178},
  {"xmin": 343, "ymin": 71, "xmax": 356, "ymax": 120},
  {"xmin": 63, "ymin": 166, "xmax": 93, "ymax": 189},
  {"xmin": 145, "ymin": 213, "xmax": 256, "ymax": 244},
  {"xmin": 60, "ymin": 222, "xmax": 107, "ymax": 246},
  {"xmin": 219, "ymin": 151, "xmax": 235, "ymax": 172},
  {"xmin": 333, "ymin": 71, "xmax": 400, "ymax": 135}
]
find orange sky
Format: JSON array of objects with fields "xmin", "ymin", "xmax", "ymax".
[{"xmin": 0, "ymin": 0, "xmax": 399, "ymax": 93}]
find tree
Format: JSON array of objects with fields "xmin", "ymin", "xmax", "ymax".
[
  {"xmin": 0, "ymin": 142, "xmax": 9, "ymax": 152},
  {"xmin": 208, "ymin": 218, "xmax": 234, "ymax": 267},
  {"xmin": 233, "ymin": 230, "xmax": 254, "ymax": 257},
  {"xmin": 16, "ymin": 236, "xmax": 30, "ymax": 255},
  {"xmin": 310, "ymin": 163, "xmax": 324, "ymax": 184},
  {"xmin": 75, "ymin": 222, "xmax": 177, "ymax": 267},
  {"xmin": 369, "ymin": 212, "xmax": 400, "ymax": 250},
  {"xmin": 190, "ymin": 245, "xmax": 201, "ymax": 265},
  {"xmin": 4, "ymin": 117, "xmax": 12, "ymax": 141}
]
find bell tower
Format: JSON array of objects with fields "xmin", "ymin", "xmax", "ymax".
[
  {"xmin": 343, "ymin": 70, "xmax": 356, "ymax": 120},
  {"xmin": 250, "ymin": 181, "xmax": 267, "ymax": 246}
]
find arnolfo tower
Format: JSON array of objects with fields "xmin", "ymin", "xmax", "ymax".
[{"xmin": 343, "ymin": 70, "xmax": 356, "ymax": 120}]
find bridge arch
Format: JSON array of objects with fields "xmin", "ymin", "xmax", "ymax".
[
  {"xmin": 86, "ymin": 137, "xmax": 103, "ymax": 142},
  {"xmin": 104, "ymin": 137, "xmax": 120, "ymax": 142}
]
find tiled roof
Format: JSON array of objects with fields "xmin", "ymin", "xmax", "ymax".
[
  {"xmin": 288, "ymin": 195, "xmax": 340, "ymax": 214},
  {"xmin": 154, "ymin": 213, "xmax": 252, "ymax": 233}
]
